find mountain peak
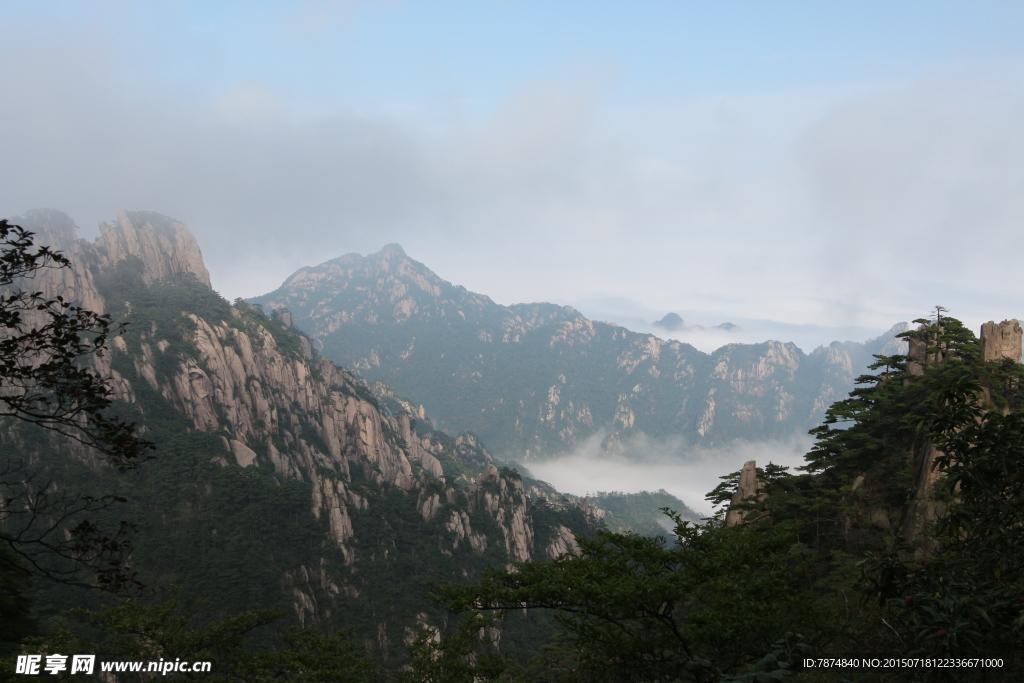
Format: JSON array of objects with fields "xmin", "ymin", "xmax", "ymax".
[
  {"xmin": 97, "ymin": 210, "xmax": 211, "ymax": 288},
  {"xmin": 377, "ymin": 243, "xmax": 407, "ymax": 258},
  {"xmin": 252, "ymin": 245, "xmax": 923, "ymax": 456},
  {"xmin": 8, "ymin": 209, "xmax": 212, "ymax": 314},
  {"xmin": 653, "ymin": 312, "xmax": 684, "ymax": 331}
]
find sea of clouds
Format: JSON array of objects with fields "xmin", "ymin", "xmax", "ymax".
[{"xmin": 515, "ymin": 430, "xmax": 815, "ymax": 518}]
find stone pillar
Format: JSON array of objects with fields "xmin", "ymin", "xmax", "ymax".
[
  {"xmin": 979, "ymin": 320, "xmax": 1023, "ymax": 362},
  {"xmin": 906, "ymin": 333, "xmax": 927, "ymax": 376},
  {"xmin": 725, "ymin": 460, "xmax": 762, "ymax": 526}
]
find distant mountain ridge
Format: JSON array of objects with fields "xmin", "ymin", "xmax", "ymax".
[{"xmin": 252, "ymin": 244, "xmax": 909, "ymax": 460}]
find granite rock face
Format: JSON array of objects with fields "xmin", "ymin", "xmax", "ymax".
[
  {"xmin": 96, "ymin": 210, "xmax": 211, "ymax": 288},
  {"xmin": 980, "ymin": 319, "xmax": 1023, "ymax": 363},
  {"xmin": 14, "ymin": 209, "xmax": 210, "ymax": 312},
  {"xmin": 725, "ymin": 460, "xmax": 763, "ymax": 527},
  {"xmin": 469, "ymin": 464, "xmax": 534, "ymax": 564}
]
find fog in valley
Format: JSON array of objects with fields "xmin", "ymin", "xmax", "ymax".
[{"xmin": 516, "ymin": 431, "xmax": 815, "ymax": 518}]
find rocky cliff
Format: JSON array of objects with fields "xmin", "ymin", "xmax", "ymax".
[
  {"xmin": 13, "ymin": 209, "xmax": 210, "ymax": 314},
  {"xmin": 252, "ymin": 244, "xmax": 909, "ymax": 459},
  {"xmin": 8, "ymin": 210, "xmax": 595, "ymax": 650},
  {"xmin": 980, "ymin": 319, "xmax": 1023, "ymax": 363}
]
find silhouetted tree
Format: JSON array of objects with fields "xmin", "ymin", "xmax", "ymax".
[{"xmin": 0, "ymin": 218, "xmax": 153, "ymax": 601}]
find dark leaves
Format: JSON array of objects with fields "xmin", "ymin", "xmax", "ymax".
[{"xmin": 0, "ymin": 219, "xmax": 154, "ymax": 590}]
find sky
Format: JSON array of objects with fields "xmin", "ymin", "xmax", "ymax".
[{"xmin": 3, "ymin": 1, "xmax": 1024, "ymax": 352}]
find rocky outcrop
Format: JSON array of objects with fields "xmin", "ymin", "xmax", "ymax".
[
  {"xmin": 469, "ymin": 465, "xmax": 534, "ymax": 564},
  {"xmin": 900, "ymin": 440, "xmax": 946, "ymax": 557},
  {"xmin": 252, "ymin": 245, "xmax": 912, "ymax": 458},
  {"xmin": 8, "ymin": 209, "xmax": 107, "ymax": 313},
  {"xmin": 980, "ymin": 319, "xmax": 1023, "ymax": 362},
  {"xmin": 446, "ymin": 509, "xmax": 488, "ymax": 554},
  {"xmin": 725, "ymin": 460, "xmax": 763, "ymax": 527},
  {"xmin": 95, "ymin": 211, "xmax": 210, "ymax": 287},
  {"xmin": 544, "ymin": 525, "xmax": 581, "ymax": 559},
  {"xmin": 13, "ymin": 209, "xmax": 211, "ymax": 313},
  {"xmin": 397, "ymin": 413, "xmax": 444, "ymax": 479}
]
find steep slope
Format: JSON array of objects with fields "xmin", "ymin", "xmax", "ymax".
[
  {"xmin": 8, "ymin": 210, "xmax": 595, "ymax": 657},
  {"xmin": 252, "ymin": 244, "xmax": 909, "ymax": 459}
]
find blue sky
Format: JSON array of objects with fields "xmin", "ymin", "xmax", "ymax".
[
  {"xmin": 3, "ymin": 1, "xmax": 1024, "ymax": 350},
  {"xmin": 23, "ymin": 2, "xmax": 1018, "ymax": 104}
]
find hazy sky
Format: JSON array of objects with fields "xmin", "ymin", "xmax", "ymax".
[{"xmin": 3, "ymin": 1, "xmax": 1023, "ymax": 350}]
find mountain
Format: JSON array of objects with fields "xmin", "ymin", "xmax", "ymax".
[
  {"xmin": 251, "ymin": 244, "xmax": 909, "ymax": 459},
  {"xmin": 8, "ymin": 210, "xmax": 625, "ymax": 658}
]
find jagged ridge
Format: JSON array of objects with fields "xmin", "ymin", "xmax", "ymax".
[{"xmin": 252, "ymin": 244, "xmax": 910, "ymax": 458}]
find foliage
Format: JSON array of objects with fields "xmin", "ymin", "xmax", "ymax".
[
  {"xmin": 747, "ymin": 317, "xmax": 1024, "ymax": 680},
  {"xmin": 7, "ymin": 599, "xmax": 381, "ymax": 682},
  {"xmin": 100, "ymin": 258, "xmax": 231, "ymax": 334},
  {"xmin": 0, "ymin": 545, "xmax": 37, "ymax": 659},
  {"xmin": 860, "ymin": 367, "xmax": 1024, "ymax": 670},
  {"xmin": 400, "ymin": 612, "xmax": 507, "ymax": 683},
  {"xmin": 586, "ymin": 489, "xmax": 699, "ymax": 536},
  {"xmin": 0, "ymin": 447, "xmax": 142, "ymax": 591},
  {"xmin": 749, "ymin": 316, "xmax": 1024, "ymax": 555},
  {"xmin": 438, "ymin": 514, "xmax": 830, "ymax": 681},
  {"xmin": 247, "ymin": 625, "xmax": 382, "ymax": 682}
]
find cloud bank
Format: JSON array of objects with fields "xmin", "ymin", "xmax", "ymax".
[
  {"xmin": 2, "ymin": 16, "xmax": 1022, "ymax": 348},
  {"xmin": 521, "ymin": 431, "xmax": 815, "ymax": 517}
]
